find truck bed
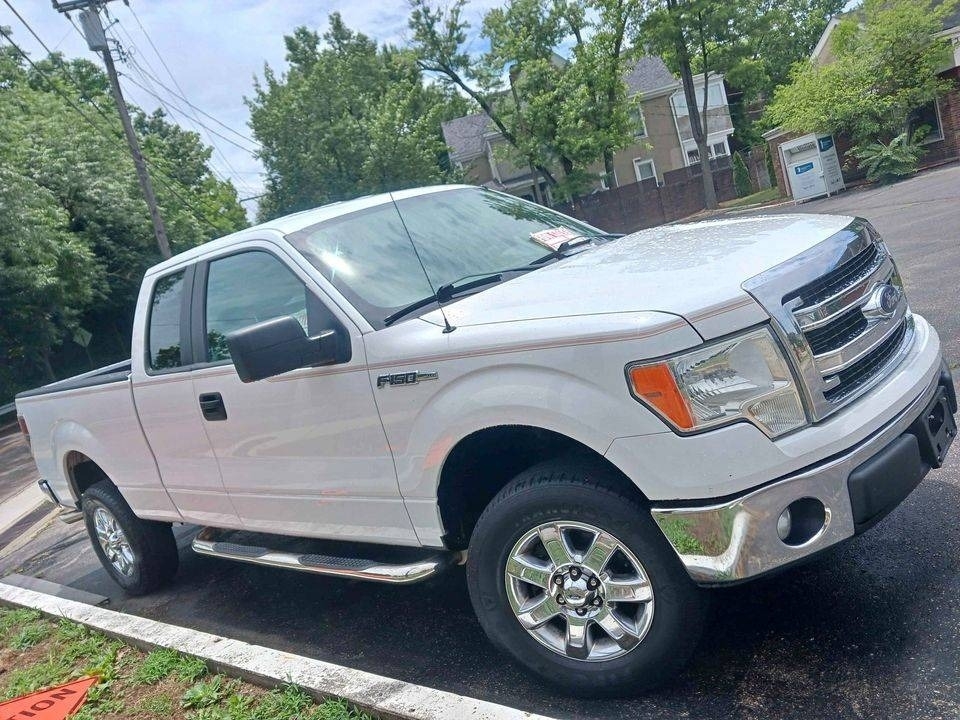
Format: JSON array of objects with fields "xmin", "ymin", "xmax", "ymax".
[{"xmin": 14, "ymin": 360, "xmax": 132, "ymax": 401}]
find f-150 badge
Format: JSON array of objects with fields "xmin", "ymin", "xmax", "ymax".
[{"xmin": 376, "ymin": 370, "xmax": 439, "ymax": 389}]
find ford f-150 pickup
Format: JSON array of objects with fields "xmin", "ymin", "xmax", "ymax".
[{"xmin": 15, "ymin": 185, "xmax": 956, "ymax": 694}]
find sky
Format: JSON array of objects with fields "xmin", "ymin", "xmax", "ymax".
[{"xmin": 1, "ymin": 0, "xmax": 501, "ymax": 218}]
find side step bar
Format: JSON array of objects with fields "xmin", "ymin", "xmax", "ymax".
[{"xmin": 191, "ymin": 527, "xmax": 461, "ymax": 584}]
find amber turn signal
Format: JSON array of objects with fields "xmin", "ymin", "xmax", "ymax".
[{"xmin": 627, "ymin": 364, "xmax": 695, "ymax": 429}]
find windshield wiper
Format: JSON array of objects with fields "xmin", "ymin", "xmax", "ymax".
[
  {"xmin": 532, "ymin": 232, "xmax": 625, "ymax": 264},
  {"xmin": 383, "ymin": 265, "xmax": 539, "ymax": 326}
]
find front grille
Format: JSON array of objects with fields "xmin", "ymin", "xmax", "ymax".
[
  {"xmin": 805, "ymin": 308, "xmax": 868, "ymax": 355},
  {"xmin": 786, "ymin": 243, "xmax": 880, "ymax": 310},
  {"xmin": 744, "ymin": 220, "xmax": 912, "ymax": 421},
  {"xmin": 789, "ymin": 239, "xmax": 908, "ymax": 410},
  {"xmin": 823, "ymin": 321, "xmax": 907, "ymax": 403}
]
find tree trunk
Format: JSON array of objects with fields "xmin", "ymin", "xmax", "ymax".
[
  {"xmin": 603, "ymin": 151, "xmax": 616, "ymax": 188},
  {"xmin": 40, "ymin": 350, "xmax": 56, "ymax": 383},
  {"xmin": 670, "ymin": 0, "xmax": 718, "ymax": 210},
  {"xmin": 698, "ymin": 136, "xmax": 716, "ymax": 208}
]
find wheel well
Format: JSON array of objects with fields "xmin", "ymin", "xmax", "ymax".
[
  {"xmin": 65, "ymin": 452, "xmax": 109, "ymax": 505},
  {"xmin": 437, "ymin": 426, "xmax": 644, "ymax": 550}
]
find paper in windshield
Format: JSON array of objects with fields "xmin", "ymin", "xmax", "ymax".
[{"xmin": 529, "ymin": 227, "xmax": 582, "ymax": 251}]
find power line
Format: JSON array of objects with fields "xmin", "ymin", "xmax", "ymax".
[
  {"xmin": 107, "ymin": 17, "xmax": 259, "ymax": 194},
  {"xmin": 0, "ymin": 28, "xmax": 224, "ymax": 235},
  {"xmin": 117, "ymin": 52, "xmax": 259, "ymax": 196},
  {"xmin": 118, "ymin": 65, "xmax": 261, "ymax": 155},
  {"xmin": 105, "ymin": 10, "xmax": 260, "ymax": 196},
  {"xmin": 109, "ymin": 19, "xmax": 260, "ymax": 149},
  {"xmin": 123, "ymin": 3, "xmax": 261, "ymax": 159}
]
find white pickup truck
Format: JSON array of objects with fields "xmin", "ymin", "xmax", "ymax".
[{"xmin": 15, "ymin": 185, "xmax": 956, "ymax": 694}]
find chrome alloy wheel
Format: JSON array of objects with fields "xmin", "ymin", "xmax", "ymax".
[
  {"xmin": 92, "ymin": 506, "xmax": 135, "ymax": 577},
  {"xmin": 504, "ymin": 521, "xmax": 654, "ymax": 662}
]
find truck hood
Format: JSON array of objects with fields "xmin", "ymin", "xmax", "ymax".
[{"xmin": 423, "ymin": 213, "xmax": 855, "ymax": 339}]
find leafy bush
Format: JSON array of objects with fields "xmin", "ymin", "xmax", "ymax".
[
  {"xmin": 732, "ymin": 152, "xmax": 753, "ymax": 197},
  {"xmin": 850, "ymin": 131, "xmax": 926, "ymax": 184}
]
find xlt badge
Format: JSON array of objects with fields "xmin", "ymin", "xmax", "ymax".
[{"xmin": 376, "ymin": 370, "xmax": 439, "ymax": 389}]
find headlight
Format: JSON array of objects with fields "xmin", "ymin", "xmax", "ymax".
[{"xmin": 626, "ymin": 327, "xmax": 807, "ymax": 438}]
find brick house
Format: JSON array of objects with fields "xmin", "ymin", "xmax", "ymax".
[
  {"xmin": 765, "ymin": 6, "xmax": 960, "ymax": 198},
  {"xmin": 441, "ymin": 56, "xmax": 735, "ymax": 202}
]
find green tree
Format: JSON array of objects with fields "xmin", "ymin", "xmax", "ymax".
[
  {"xmin": 764, "ymin": 0, "xmax": 958, "ymax": 146},
  {"xmin": 645, "ymin": 0, "xmax": 844, "ymax": 147},
  {"xmin": 643, "ymin": 0, "xmax": 738, "ymax": 209},
  {"xmin": 248, "ymin": 14, "xmax": 469, "ymax": 220},
  {"xmin": 408, "ymin": 0, "xmax": 561, "ymax": 192},
  {"xmin": 411, "ymin": 0, "xmax": 640, "ymax": 200},
  {"xmin": 732, "ymin": 151, "xmax": 752, "ymax": 196},
  {"xmin": 0, "ymin": 37, "xmax": 246, "ymax": 400}
]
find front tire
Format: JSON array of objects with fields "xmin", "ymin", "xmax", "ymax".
[
  {"xmin": 466, "ymin": 457, "xmax": 707, "ymax": 696},
  {"xmin": 82, "ymin": 480, "xmax": 179, "ymax": 596}
]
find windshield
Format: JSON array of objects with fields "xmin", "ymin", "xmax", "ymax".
[{"xmin": 285, "ymin": 187, "xmax": 601, "ymax": 328}]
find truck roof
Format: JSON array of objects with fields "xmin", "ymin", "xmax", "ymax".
[{"xmin": 144, "ymin": 184, "xmax": 470, "ymax": 278}]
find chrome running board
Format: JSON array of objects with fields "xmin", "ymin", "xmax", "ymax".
[{"xmin": 191, "ymin": 527, "xmax": 459, "ymax": 584}]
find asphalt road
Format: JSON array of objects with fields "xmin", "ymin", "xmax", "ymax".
[{"xmin": 2, "ymin": 165, "xmax": 959, "ymax": 719}]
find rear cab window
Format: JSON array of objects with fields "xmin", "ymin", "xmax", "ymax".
[{"xmin": 147, "ymin": 270, "xmax": 187, "ymax": 371}]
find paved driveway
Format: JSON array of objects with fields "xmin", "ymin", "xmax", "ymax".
[{"xmin": 2, "ymin": 165, "xmax": 959, "ymax": 720}]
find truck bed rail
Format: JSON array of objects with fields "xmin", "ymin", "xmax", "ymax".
[{"xmin": 14, "ymin": 360, "xmax": 132, "ymax": 401}]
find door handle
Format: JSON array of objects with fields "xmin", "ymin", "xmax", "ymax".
[{"xmin": 199, "ymin": 392, "xmax": 227, "ymax": 421}]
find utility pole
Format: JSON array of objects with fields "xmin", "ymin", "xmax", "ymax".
[{"xmin": 53, "ymin": 0, "xmax": 172, "ymax": 258}]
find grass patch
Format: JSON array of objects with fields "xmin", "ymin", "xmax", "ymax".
[
  {"xmin": 135, "ymin": 646, "xmax": 208, "ymax": 684},
  {"xmin": 0, "ymin": 608, "xmax": 41, "ymax": 636},
  {"xmin": 719, "ymin": 186, "xmax": 781, "ymax": 209},
  {"xmin": 10, "ymin": 621, "xmax": 52, "ymax": 650},
  {"xmin": 0, "ymin": 607, "xmax": 375, "ymax": 719}
]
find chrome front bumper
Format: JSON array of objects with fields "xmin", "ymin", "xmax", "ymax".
[{"xmin": 650, "ymin": 364, "xmax": 953, "ymax": 585}]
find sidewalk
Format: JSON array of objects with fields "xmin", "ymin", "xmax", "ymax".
[
  {"xmin": 0, "ymin": 482, "xmax": 43, "ymax": 532},
  {"xmin": 0, "ymin": 431, "xmax": 49, "ymax": 553}
]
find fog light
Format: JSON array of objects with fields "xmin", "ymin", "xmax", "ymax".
[
  {"xmin": 778, "ymin": 497, "xmax": 827, "ymax": 546},
  {"xmin": 776, "ymin": 507, "xmax": 792, "ymax": 540}
]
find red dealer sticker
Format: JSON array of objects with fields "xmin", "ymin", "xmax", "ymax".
[{"xmin": 0, "ymin": 676, "xmax": 98, "ymax": 720}]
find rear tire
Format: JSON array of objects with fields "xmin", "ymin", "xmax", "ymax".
[
  {"xmin": 82, "ymin": 480, "xmax": 179, "ymax": 596},
  {"xmin": 466, "ymin": 456, "xmax": 707, "ymax": 696}
]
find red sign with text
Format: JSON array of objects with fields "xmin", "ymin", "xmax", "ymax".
[{"xmin": 0, "ymin": 676, "xmax": 97, "ymax": 720}]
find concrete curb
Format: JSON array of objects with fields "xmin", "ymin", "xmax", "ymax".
[{"xmin": 0, "ymin": 582, "xmax": 556, "ymax": 720}]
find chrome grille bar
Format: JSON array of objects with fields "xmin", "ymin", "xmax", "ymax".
[
  {"xmin": 812, "ymin": 300, "xmax": 907, "ymax": 375},
  {"xmin": 793, "ymin": 256, "xmax": 892, "ymax": 331}
]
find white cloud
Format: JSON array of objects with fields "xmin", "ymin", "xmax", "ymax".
[{"xmin": 1, "ymin": 0, "xmax": 497, "ymax": 219}]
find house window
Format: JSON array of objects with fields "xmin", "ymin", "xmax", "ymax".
[
  {"xmin": 711, "ymin": 140, "xmax": 729, "ymax": 158},
  {"xmin": 631, "ymin": 106, "xmax": 647, "ymax": 138},
  {"xmin": 686, "ymin": 148, "xmax": 701, "ymax": 164},
  {"xmin": 908, "ymin": 100, "xmax": 944, "ymax": 143},
  {"xmin": 671, "ymin": 81, "xmax": 725, "ymax": 116},
  {"xmin": 633, "ymin": 158, "xmax": 657, "ymax": 182}
]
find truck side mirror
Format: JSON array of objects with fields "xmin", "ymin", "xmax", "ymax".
[{"xmin": 226, "ymin": 315, "xmax": 340, "ymax": 383}]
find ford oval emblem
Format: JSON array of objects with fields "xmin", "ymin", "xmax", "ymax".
[{"xmin": 863, "ymin": 283, "xmax": 902, "ymax": 319}]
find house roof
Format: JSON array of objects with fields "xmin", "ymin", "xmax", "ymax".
[
  {"xmin": 624, "ymin": 55, "xmax": 678, "ymax": 95},
  {"xmin": 441, "ymin": 113, "xmax": 492, "ymax": 163}
]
